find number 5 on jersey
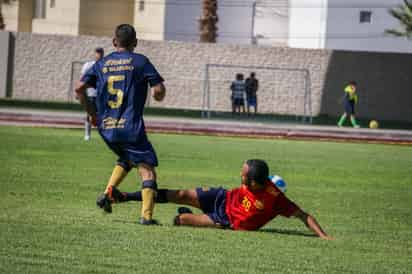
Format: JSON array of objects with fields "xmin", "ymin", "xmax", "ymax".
[{"xmin": 107, "ymin": 75, "xmax": 125, "ymax": 109}]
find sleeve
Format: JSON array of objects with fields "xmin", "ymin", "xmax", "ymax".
[
  {"xmin": 143, "ymin": 59, "xmax": 164, "ymax": 87},
  {"xmin": 80, "ymin": 62, "xmax": 98, "ymax": 89},
  {"xmin": 273, "ymin": 193, "xmax": 300, "ymax": 218}
]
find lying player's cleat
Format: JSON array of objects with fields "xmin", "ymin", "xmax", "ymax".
[
  {"xmin": 177, "ymin": 207, "xmax": 193, "ymax": 215},
  {"xmin": 138, "ymin": 217, "xmax": 159, "ymax": 225},
  {"xmin": 96, "ymin": 193, "xmax": 112, "ymax": 213}
]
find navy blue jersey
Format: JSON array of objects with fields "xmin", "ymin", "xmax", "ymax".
[{"xmin": 81, "ymin": 51, "xmax": 163, "ymax": 144}]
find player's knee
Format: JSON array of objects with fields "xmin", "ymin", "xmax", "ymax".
[
  {"xmin": 117, "ymin": 160, "xmax": 133, "ymax": 172},
  {"xmin": 175, "ymin": 190, "xmax": 191, "ymax": 202},
  {"xmin": 138, "ymin": 164, "xmax": 156, "ymax": 181}
]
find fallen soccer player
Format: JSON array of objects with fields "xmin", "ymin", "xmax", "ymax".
[{"xmin": 106, "ymin": 159, "xmax": 334, "ymax": 240}]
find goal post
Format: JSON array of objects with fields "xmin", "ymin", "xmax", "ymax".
[{"xmin": 201, "ymin": 63, "xmax": 312, "ymax": 123}]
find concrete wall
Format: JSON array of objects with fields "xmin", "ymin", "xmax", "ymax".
[
  {"xmin": 79, "ymin": 0, "xmax": 134, "ymax": 37},
  {"xmin": 6, "ymin": 32, "xmax": 412, "ymax": 122},
  {"xmin": 32, "ymin": 0, "xmax": 80, "ymax": 35},
  {"xmin": 2, "ymin": 0, "xmax": 19, "ymax": 31},
  {"xmin": 0, "ymin": 31, "xmax": 10, "ymax": 98},
  {"xmin": 134, "ymin": 0, "xmax": 166, "ymax": 41},
  {"xmin": 325, "ymin": 0, "xmax": 412, "ymax": 53}
]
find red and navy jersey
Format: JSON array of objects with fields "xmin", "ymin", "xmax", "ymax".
[
  {"xmin": 225, "ymin": 181, "xmax": 300, "ymax": 230},
  {"xmin": 81, "ymin": 51, "xmax": 163, "ymax": 143}
]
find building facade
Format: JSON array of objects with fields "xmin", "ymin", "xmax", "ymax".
[{"xmin": 1, "ymin": 0, "xmax": 411, "ymax": 53}]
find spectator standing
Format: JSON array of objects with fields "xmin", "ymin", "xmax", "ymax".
[
  {"xmin": 245, "ymin": 72, "xmax": 259, "ymax": 116},
  {"xmin": 230, "ymin": 73, "xmax": 246, "ymax": 115},
  {"xmin": 80, "ymin": 47, "xmax": 104, "ymax": 141}
]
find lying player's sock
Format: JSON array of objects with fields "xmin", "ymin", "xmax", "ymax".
[
  {"xmin": 121, "ymin": 189, "xmax": 169, "ymax": 203},
  {"xmin": 104, "ymin": 163, "xmax": 131, "ymax": 194}
]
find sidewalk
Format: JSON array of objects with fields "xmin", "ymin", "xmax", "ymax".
[{"xmin": 1, "ymin": 107, "xmax": 412, "ymax": 145}]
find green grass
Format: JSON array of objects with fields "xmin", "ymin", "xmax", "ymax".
[{"xmin": 0, "ymin": 126, "xmax": 411, "ymax": 273}]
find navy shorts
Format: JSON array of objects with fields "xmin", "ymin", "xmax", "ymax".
[
  {"xmin": 196, "ymin": 187, "xmax": 230, "ymax": 228},
  {"xmin": 247, "ymin": 96, "xmax": 257, "ymax": 107},
  {"xmin": 344, "ymin": 99, "xmax": 355, "ymax": 114},
  {"xmin": 233, "ymin": 98, "xmax": 244, "ymax": 106},
  {"xmin": 104, "ymin": 140, "xmax": 159, "ymax": 168}
]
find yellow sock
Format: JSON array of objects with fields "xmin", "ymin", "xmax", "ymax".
[
  {"xmin": 141, "ymin": 188, "xmax": 157, "ymax": 220},
  {"xmin": 104, "ymin": 165, "xmax": 129, "ymax": 194}
]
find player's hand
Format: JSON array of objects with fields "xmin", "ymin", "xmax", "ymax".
[
  {"xmin": 321, "ymin": 235, "xmax": 335, "ymax": 241},
  {"xmin": 151, "ymin": 84, "xmax": 166, "ymax": 102}
]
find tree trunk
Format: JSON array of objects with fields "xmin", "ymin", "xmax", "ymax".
[{"xmin": 199, "ymin": 0, "xmax": 218, "ymax": 43}]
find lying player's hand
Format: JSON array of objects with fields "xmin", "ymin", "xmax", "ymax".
[{"xmin": 321, "ymin": 235, "xmax": 335, "ymax": 241}]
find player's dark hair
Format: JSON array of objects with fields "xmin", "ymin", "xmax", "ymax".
[
  {"xmin": 95, "ymin": 47, "xmax": 104, "ymax": 56},
  {"xmin": 349, "ymin": 81, "xmax": 357, "ymax": 86},
  {"xmin": 115, "ymin": 24, "xmax": 137, "ymax": 48},
  {"xmin": 251, "ymin": 72, "xmax": 255, "ymax": 77},
  {"xmin": 246, "ymin": 159, "xmax": 269, "ymax": 186},
  {"xmin": 236, "ymin": 73, "xmax": 244, "ymax": 80}
]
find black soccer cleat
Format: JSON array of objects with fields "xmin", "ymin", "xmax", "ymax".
[
  {"xmin": 177, "ymin": 207, "xmax": 193, "ymax": 215},
  {"xmin": 138, "ymin": 217, "xmax": 159, "ymax": 225},
  {"xmin": 96, "ymin": 193, "xmax": 112, "ymax": 213},
  {"xmin": 109, "ymin": 186, "xmax": 126, "ymax": 203}
]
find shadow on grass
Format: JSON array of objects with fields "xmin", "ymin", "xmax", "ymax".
[{"xmin": 259, "ymin": 228, "xmax": 317, "ymax": 238}]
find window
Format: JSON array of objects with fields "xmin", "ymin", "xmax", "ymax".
[
  {"xmin": 139, "ymin": 0, "xmax": 145, "ymax": 11},
  {"xmin": 50, "ymin": 0, "xmax": 56, "ymax": 8},
  {"xmin": 360, "ymin": 11, "xmax": 372, "ymax": 23},
  {"xmin": 33, "ymin": 0, "xmax": 46, "ymax": 19}
]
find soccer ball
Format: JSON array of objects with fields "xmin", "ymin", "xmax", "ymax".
[
  {"xmin": 369, "ymin": 120, "xmax": 379, "ymax": 129},
  {"xmin": 269, "ymin": 175, "xmax": 287, "ymax": 193}
]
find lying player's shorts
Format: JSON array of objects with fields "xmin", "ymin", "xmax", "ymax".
[
  {"xmin": 344, "ymin": 99, "xmax": 355, "ymax": 114},
  {"xmin": 104, "ymin": 140, "xmax": 159, "ymax": 168},
  {"xmin": 247, "ymin": 96, "xmax": 257, "ymax": 107},
  {"xmin": 196, "ymin": 187, "xmax": 231, "ymax": 228}
]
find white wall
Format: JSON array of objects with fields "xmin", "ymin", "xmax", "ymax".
[
  {"xmin": 164, "ymin": 1, "xmax": 200, "ymax": 42},
  {"xmin": 254, "ymin": 0, "xmax": 289, "ymax": 46},
  {"xmin": 288, "ymin": 0, "xmax": 328, "ymax": 49},
  {"xmin": 325, "ymin": 0, "xmax": 412, "ymax": 53}
]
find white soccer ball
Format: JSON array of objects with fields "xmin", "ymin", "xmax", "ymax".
[{"xmin": 269, "ymin": 175, "xmax": 287, "ymax": 193}]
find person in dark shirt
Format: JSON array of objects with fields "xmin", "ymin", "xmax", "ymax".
[{"xmin": 245, "ymin": 72, "xmax": 259, "ymax": 116}]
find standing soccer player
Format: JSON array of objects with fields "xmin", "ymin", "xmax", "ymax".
[
  {"xmin": 80, "ymin": 47, "xmax": 104, "ymax": 141},
  {"xmin": 75, "ymin": 24, "xmax": 166, "ymax": 225},
  {"xmin": 337, "ymin": 81, "xmax": 360, "ymax": 128}
]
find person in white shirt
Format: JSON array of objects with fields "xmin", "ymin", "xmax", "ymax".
[{"xmin": 80, "ymin": 48, "xmax": 104, "ymax": 141}]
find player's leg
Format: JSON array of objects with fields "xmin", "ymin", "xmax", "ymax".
[
  {"xmin": 85, "ymin": 115, "xmax": 91, "ymax": 141},
  {"xmin": 97, "ymin": 161, "xmax": 132, "ymax": 213},
  {"xmin": 138, "ymin": 163, "xmax": 158, "ymax": 224},
  {"xmin": 117, "ymin": 189, "xmax": 202, "ymax": 209},
  {"xmin": 174, "ymin": 213, "xmax": 218, "ymax": 228},
  {"xmin": 338, "ymin": 112, "xmax": 347, "ymax": 127}
]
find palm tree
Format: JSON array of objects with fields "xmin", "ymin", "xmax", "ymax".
[
  {"xmin": 199, "ymin": 0, "xmax": 218, "ymax": 43},
  {"xmin": 386, "ymin": 0, "xmax": 412, "ymax": 38}
]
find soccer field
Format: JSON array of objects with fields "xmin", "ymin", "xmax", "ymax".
[{"xmin": 0, "ymin": 126, "xmax": 411, "ymax": 273}]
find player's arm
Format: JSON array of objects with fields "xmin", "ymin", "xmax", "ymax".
[
  {"xmin": 143, "ymin": 59, "xmax": 166, "ymax": 102},
  {"xmin": 292, "ymin": 209, "xmax": 334, "ymax": 240},
  {"xmin": 75, "ymin": 81, "xmax": 97, "ymax": 125},
  {"xmin": 151, "ymin": 82, "xmax": 166, "ymax": 102}
]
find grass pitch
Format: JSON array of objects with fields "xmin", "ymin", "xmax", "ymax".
[{"xmin": 0, "ymin": 126, "xmax": 411, "ymax": 273}]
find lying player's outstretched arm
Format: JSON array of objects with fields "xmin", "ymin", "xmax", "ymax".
[
  {"xmin": 151, "ymin": 83, "xmax": 166, "ymax": 102},
  {"xmin": 293, "ymin": 209, "xmax": 334, "ymax": 240},
  {"xmin": 75, "ymin": 81, "xmax": 97, "ymax": 125}
]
